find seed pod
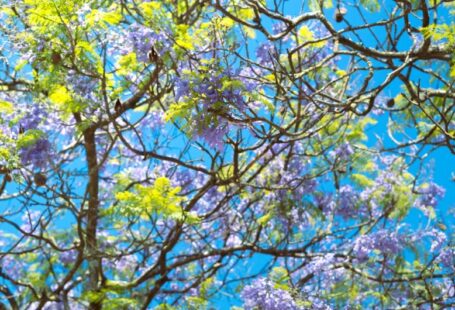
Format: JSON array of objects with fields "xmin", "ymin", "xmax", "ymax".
[
  {"xmin": 34, "ymin": 173, "xmax": 47, "ymax": 187},
  {"xmin": 337, "ymin": 166, "xmax": 347, "ymax": 174},
  {"xmin": 334, "ymin": 8, "xmax": 347, "ymax": 23},
  {"xmin": 51, "ymin": 51, "xmax": 62, "ymax": 65},
  {"xmin": 0, "ymin": 165, "xmax": 9, "ymax": 174},
  {"xmin": 386, "ymin": 98, "xmax": 395, "ymax": 108},
  {"xmin": 148, "ymin": 47, "xmax": 159, "ymax": 63},
  {"xmin": 437, "ymin": 222, "xmax": 447, "ymax": 231},
  {"xmin": 5, "ymin": 174, "xmax": 12, "ymax": 182},
  {"xmin": 114, "ymin": 98, "xmax": 122, "ymax": 113}
]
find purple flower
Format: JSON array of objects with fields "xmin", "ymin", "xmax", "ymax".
[
  {"xmin": 353, "ymin": 229, "xmax": 404, "ymax": 261},
  {"xmin": 123, "ymin": 23, "xmax": 172, "ymax": 62},
  {"xmin": 175, "ymin": 79, "xmax": 190, "ymax": 101},
  {"xmin": 126, "ymin": 24, "xmax": 154, "ymax": 61},
  {"xmin": 256, "ymin": 42, "xmax": 276, "ymax": 65},
  {"xmin": 17, "ymin": 105, "xmax": 54, "ymax": 169},
  {"xmin": 21, "ymin": 105, "xmax": 45, "ymax": 130},
  {"xmin": 143, "ymin": 109, "xmax": 164, "ymax": 130},
  {"xmin": 21, "ymin": 210, "xmax": 42, "ymax": 233},
  {"xmin": 67, "ymin": 72, "xmax": 98, "ymax": 101},
  {"xmin": 272, "ymin": 17, "xmax": 293, "ymax": 42},
  {"xmin": 241, "ymin": 278, "xmax": 302, "ymax": 310},
  {"xmin": 174, "ymin": 63, "xmax": 258, "ymax": 150},
  {"xmin": 411, "ymin": 32, "xmax": 424, "ymax": 51},
  {"xmin": 438, "ymin": 248, "xmax": 454, "ymax": 268},
  {"xmin": 315, "ymin": 193, "xmax": 336, "ymax": 215},
  {"xmin": 60, "ymin": 249, "xmax": 77, "ymax": 264},
  {"xmin": 226, "ymin": 235, "xmax": 242, "ymax": 247},
  {"xmin": 0, "ymin": 255, "xmax": 24, "ymax": 278},
  {"xmin": 238, "ymin": 67, "xmax": 260, "ymax": 92},
  {"xmin": 273, "ymin": 22, "xmax": 287, "ymax": 35},
  {"xmin": 19, "ymin": 138, "xmax": 52, "ymax": 169},
  {"xmin": 196, "ymin": 121, "xmax": 229, "ymax": 151},
  {"xmin": 337, "ymin": 185, "xmax": 362, "ymax": 219},
  {"xmin": 330, "ymin": 142, "xmax": 354, "ymax": 160},
  {"xmin": 422, "ymin": 229, "xmax": 447, "ymax": 252},
  {"xmin": 417, "ymin": 182, "xmax": 445, "ymax": 208},
  {"xmin": 300, "ymin": 254, "xmax": 340, "ymax": 278}
]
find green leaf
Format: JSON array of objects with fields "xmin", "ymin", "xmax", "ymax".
[
  {"xmin": 49, "ymin": 85, "xmax": 72, "ymax": 105},
  {"xmin": 139, "ymin": 1, "xmax": 162, "ymax": 17},
  {"xmin": 82, "ymin": 290, "xmax": 105, "ymax": 303},
  {"xmin": 155, "ymin": 304, "xmax": 176, "ymax": 310},
  {"xmin": 17, "ymin": 129, "xmax": 44, "ymax": 149},
  {"xmin": 270, "ymin": 267, "xmax": 290, "ymax": 286},
  {"xmin": 114, "ymin": 177, "xmax": 196, "ymax": 222},
  {"xmin": 360, "ymin": 0, "xmax": 380, "ymax": 12},
  {"xmin": 257, "ymin": 212, "xmax": 273, "ymax": 226},
  {"xmin": 103, "ymin": 297, "xmax": 138, "ymax": 310},
  {"xmin": 0, "ymin": 100, "xmax": 14, "ymax": 114},
  {"xmin": 351, "ymin": 174, "xmax": 374, "ymax": 187},
  {"xmin": 185, "ymin": 296, "xmax": 208, "ymax": 309},
  {"xmin": 175, "ymin": 24, "xmax": 194, "ymax": 50}
]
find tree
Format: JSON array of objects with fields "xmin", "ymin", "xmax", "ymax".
[{"xmin": 0, "ymin": 0, "xmax": 454, "ymax": 309}]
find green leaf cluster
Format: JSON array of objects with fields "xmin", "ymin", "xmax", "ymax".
[{"xmin": 113, "ymin": 177, "xmax": 198, "ymax": 223}]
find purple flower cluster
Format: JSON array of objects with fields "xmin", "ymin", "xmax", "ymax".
[
  {"xmin": 241, "ymin": 278, "xmax": 301, "ymax": 310},
  {"xmin": 174, "ymin": 63, "xmax": 259, "ymax": 150},
  {"xmin": 296, "ymin": 254, "xmax": 347, "ymax": 295},
  {"xmin": 123, "ymin": 23, "xmax": 172, "ymax": 62},
  {"xmin": 272, "ymin": 21, "xmax": 292, "ymax": 42},
  {"xmin": 416, "ymin": 182, "xmax": 445, "ymax": 208},
  {"xmin": 20, "ymin": 105, "xmax": 44, "ymax": 130},
  {"xmin": 18, "ymin": 106, "xmax": 52, "ymax": 169},
  {"xmin": 192, "ymin": 67, "xmax": 250, "ymax": 109},
  {"xmin": 353, "ymin": 229, "xmax": 404, "ymax": 261},
  {"xmin": 196, "ymin": 121, "xmax": 229, "ymax": 151},
  {"xmin": 21, "ymin": 210, "xmax": 42, "ymax": 233},
  {"xmin": 315, "ymin": 193, "xmax": 336, "ymax": 214},
  {"xmin": 337, "ymin": 185, "xmax": 363, "ymax": 219},
  {"xmin": 422, "ymin": 229, "xmax": 447, "ymax": 252},
  {"xmin": 30, "ymin": 299, "xmax": 85, "ymax": 310},
  {"xmin": 60, "ymin": 249, "xmax": 77, "ymax": 264},
  {"xmin": 19, "ymin": 138, "xmax": 52, "ymax": 169},
  {"xmin": 256, "ymin": 144, "xmax": 318, "ymax": 214},
  {"xmin": 359, "ymin": 170, "xmax": 401, "ymax": 216},
  {"xmin": 256, "ymin": 42, "xmax": 277, "ymax": 65},
  {"xmin": 273, "ymin": 22, "xmax": 287, "ymax": 35},
  {"xmin": 330, "ymin": 142, "xmax": 354, "ymax": 160},
  {"xmin": 66, "ymin": 71, "xmax": 98, "ymax": 102},
  {"xmin": 438, "ymin": 248, "xmax": 454, "ymax": 268},
  {"xmin": 0, "ymin": 255, "xmax": 24, "ymax": 279}
]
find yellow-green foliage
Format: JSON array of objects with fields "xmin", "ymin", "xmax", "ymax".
[
  {"xmin": 0, "ymin": 100, "xmax": 14, "ymax": 114},
  {"xmin": 114, "ymin": 177, "xmax": 198, "ymax": 223},
  {"xmin": 49, "ymin": 85, "xmax": 86, "ymax": 118},
  {"xmin": 17, "ymin": 129, "xmax": 44, "ymax": 149}
]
